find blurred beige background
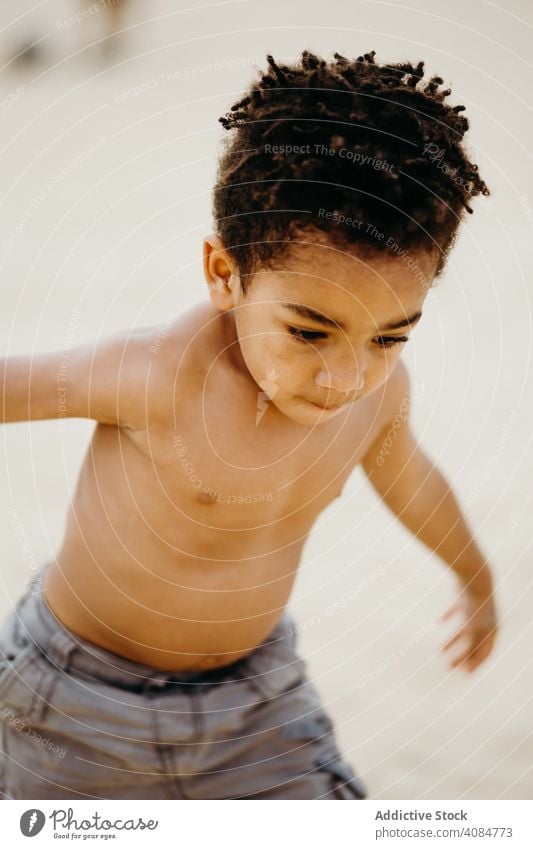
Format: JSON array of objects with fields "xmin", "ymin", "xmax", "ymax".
[{"xmin": 0, "ymin": 0, "xmax": 532, "ymax": 799}]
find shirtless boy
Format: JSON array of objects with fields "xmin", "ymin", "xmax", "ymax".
[{"xmin": 0, "ymin": 50, "xmax": 498, "ymax": 800}]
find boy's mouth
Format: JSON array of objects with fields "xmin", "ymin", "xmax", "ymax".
[{"xmin": 304, "ymin": 398, "xmax": 352, "ymax": 411}]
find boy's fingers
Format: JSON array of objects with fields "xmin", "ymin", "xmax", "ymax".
[
  {"xmin": 445, "ymin": 632, "xmax": 477, "ymax": 665},
  {"xmin": 450, "ymin": 648, "xmax": 474, "ymax": 668},
  {"xmin": 441, "ymin": 629, "xmax": 468, "ymax": 652},
  {"xmin": 475, "ymin": 632, "xmax": 496, "ymax": 659},
  {"xmin": 440, "ymin": 600, "xmax": 463, "ymax": 622},
  {"xmin": 463, "ymin": 647, "xmax": 488, "ymax": 671},
  {"xmin": 440, "ymin": 602, "xmax": 459, "ymax": 621},
  {"xmin": 451, "ymin": 636, "xmax": 493, "ymax": 671}
]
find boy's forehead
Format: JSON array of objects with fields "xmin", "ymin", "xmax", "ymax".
[{"xmin": 254, "ymin": 241, "xmax": 434, "ymax": 316}]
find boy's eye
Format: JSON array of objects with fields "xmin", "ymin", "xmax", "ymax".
[
  {"xmin": 287, "ymin": 326, "xmax": 409, "ymax": 350},
  {"xmin": 375, "ymin": 336, "xmax": 409, "ymax": 349},
  {"xmin": 287, "ymin": 326, "xmax": 327, "ymax": 344}
]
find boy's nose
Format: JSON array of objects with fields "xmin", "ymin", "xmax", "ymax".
[{"xmin": 315, "ymin": 366, "xmax": 365, "ymax": 395}]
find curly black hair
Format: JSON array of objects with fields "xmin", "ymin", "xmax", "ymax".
[{"xmin": 213, "ymin": 50, "xmax": 489, "ymax": 289}]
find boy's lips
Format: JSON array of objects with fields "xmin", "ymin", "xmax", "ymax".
[{"xmin": 305, "ymin": 398, "xmax": 353, "ymax": 410}]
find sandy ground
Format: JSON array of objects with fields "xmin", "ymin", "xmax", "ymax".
[{"xmin": 0, "ymin": 0, "xmax": 532, "ymax": 799}]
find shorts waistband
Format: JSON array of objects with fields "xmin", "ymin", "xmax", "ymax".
[{"xmin": 15, "ymin": 564, "xmax": 295, "ymax": 693}]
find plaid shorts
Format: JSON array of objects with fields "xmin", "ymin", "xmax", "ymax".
[{"xmin": 0, "ymin": 565, "xmax": 367, "ymax": 800}]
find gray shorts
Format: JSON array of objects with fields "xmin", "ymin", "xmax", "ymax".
[{"xmin": 0, "ymin": 566, "xmax": 367, "ymax": 800}]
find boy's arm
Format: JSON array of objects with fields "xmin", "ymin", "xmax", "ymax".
[
  {"xmin": 361, "ymin": 361, "xmax": 498, "ymax": 673},
  {"xmin": 1, "ymin": 327, "xmax": 162, "ymax": 429}
]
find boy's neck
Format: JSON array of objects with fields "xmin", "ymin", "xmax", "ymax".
[{"xmin": 218, "ymin": 307, "xmax": 251, "ymax": 382}]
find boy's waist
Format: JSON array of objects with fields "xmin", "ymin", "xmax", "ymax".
[
  {"xmin": 15, "ymin": 567, "xmax": 297, "ymax": 693},
  {"xmin": 42, "ymin": 546, "xmax": 301, "ymax": 669}
]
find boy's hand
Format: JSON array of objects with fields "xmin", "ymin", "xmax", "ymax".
[{"xmin": 440, "ymin": 579, "xmax": 498, "ymax": 673}]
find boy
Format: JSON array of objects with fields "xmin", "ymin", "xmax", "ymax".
[{"xmin": 0, "ymin": 50, "xmax": 497, "ymax": 800}]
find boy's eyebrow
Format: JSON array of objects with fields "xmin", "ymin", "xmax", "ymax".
[
  {"xmin": 381, "ymin": 311, "xmax": 423, "ymax": 330},
  {"xmin": 280, "ymin": 302, "xmax": 423, "ymax": 332}
]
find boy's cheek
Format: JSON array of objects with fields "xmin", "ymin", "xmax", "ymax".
[{"xmin": 242, "ymin": 338, "xmax": 291, "ymax": 385}]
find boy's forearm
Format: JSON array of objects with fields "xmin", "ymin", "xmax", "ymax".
[
  {"xmin": 1, "ymin": 355, "xmax": 34, "ymax": 422},
  {"xmin": 383, "ymin": 459, "xmax": 493, "ymax": 592},
  {"xmin": 1, "ymin": 353, "xmax": 65, "ymax": 423}
]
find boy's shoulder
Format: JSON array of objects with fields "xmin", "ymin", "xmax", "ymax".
[
  {"xmin": 144, "ymin": 301, "xmax": 216, "ymax": 371},
  {"xmin": 386, "ymin": 359, "xmax": 411, "ymax": 412},
  {"xmin": 359, "ymin": 359, "xmax": 412, "ymax": 440},
  {"xmin": 382, "ymin": 359, "xmax": 418, "ymax": 431},
  {"xmin": 100, "ymin": 301, "xmax": 217, "ymax": 430}
]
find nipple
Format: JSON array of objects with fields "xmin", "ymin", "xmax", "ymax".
[{"xmin": 197, "ymin": 488, "xmax": 219, "ymax": 504}]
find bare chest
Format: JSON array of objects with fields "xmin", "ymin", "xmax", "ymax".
[{"xmin": 126, "ymin": 393, "xmax": 385, "ymax": 531}]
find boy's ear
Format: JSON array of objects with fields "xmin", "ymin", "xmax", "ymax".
[{"xmin": 203, "ymin": 233, "xmax": 240, "ymax": 309}]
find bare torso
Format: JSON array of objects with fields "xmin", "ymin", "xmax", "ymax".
[{"xmin": 43, "ymin": 302, "xmax": 392, "ymax": 670}]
